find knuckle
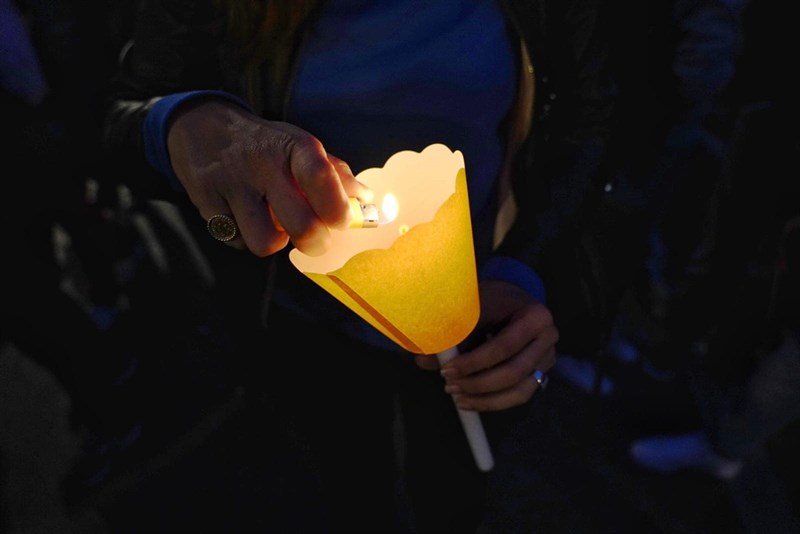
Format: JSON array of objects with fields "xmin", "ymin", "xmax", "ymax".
[
  {"xmin": 508, "ymin": 357, "xmax": 531, "ymax": 381},
  {"xmin": 493, "ymin": 335, "xmax": 516, "ymax": 359},
  {"xmin": 528, "ymin": 302, "xmax": 554, "ymax": 325}
]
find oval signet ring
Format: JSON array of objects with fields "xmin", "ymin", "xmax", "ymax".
[{"xmin": 207, "ymin": 214, "xmax": 239, "ymax": 242}]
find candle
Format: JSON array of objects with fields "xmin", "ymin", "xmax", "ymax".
[{"xmin": 290, "ymin": 144, "xmax": 494, "ymax": 471}]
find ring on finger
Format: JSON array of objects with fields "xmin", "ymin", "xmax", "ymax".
[
  {"xmin": 207, "ymin": 214, "xmax": 239, "ymax": 242},
  {"xmin": 532, "ymin": 369, "xmax": 549, "ymax": 391}
]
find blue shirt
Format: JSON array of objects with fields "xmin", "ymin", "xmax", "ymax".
[{"xmin": 286, "ymin": 0, "xmax": 514, "ymax": 219}]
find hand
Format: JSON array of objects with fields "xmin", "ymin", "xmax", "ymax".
[
  {"xmin": 415, "ymin": 280, "xmax": 558, "ymax": 412},
  {"xmin": 166, "ymin": 98, "xmax": 372, "ymax": 257}
]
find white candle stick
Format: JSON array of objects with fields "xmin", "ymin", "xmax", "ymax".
[{"xmin": 437, "ymin": 346, "xmax": 495, "ymax": 472}]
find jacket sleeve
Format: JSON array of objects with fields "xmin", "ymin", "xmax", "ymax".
[
  {"xmin": 497, "ymin": 0, "xmax": 616, "ymax": 269},
  {"xmin": 101, "ymin": 0, "xmax": 231, "ymax": 199}
]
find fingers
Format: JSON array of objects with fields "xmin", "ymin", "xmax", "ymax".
[
  {"xmin": 448, "ymin": 377, "xmax": 541, "ymax": 413},
  {"xmin": 438, "ymin": 282, "xmax": 559, "ymax": 412},
  {"xmin": 227, "ymin": 126, "xmax": 374, "ymax": 256},
  {"xmin": 328, "ymin": 155, "xmax": 374, "ymax": 203},
  {"xmin": 193, "ymin": 177, "xmax": 288, "ymax": 255},
  {"xmin": 227, "ymin": 192, "xmax": 291, "ymax": 256},
  {"xmin": 414, "ymin": 354, "xmax": 441, "ymax": 371},
  {"xmin": 443, "ymin": 332, "xmax": 557, "ymax": 412},
  {"xmin": 170, "ymin": 106, "xmax": 368, "ymax": 257},
  {"xmin": 451, "ymin": 301, "xmax": 558, "ymax": 376}
]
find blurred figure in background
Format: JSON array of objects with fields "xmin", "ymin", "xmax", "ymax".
[
  {"xmin": 629, "ymin": 2, "xmax": 800, "ymax": 529},
  {"xmin": 553, "ymin": 0, "xmax": 747, "ymax": 394},
  {"xmin": 1, "ymin": 0, "xmax": 144, "ymax": 530}
]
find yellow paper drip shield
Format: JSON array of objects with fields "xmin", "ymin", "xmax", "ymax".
[{"xmin": 289, "ymin": 144, "xmax": 479, "ymax": 354}]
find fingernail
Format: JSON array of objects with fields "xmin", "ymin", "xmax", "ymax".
[
  {"xmin": 454, "ymin": 396, "xmax": 473, "ymax": 411},
  {"xmin": 440, "ymin": 368, "xmax": 457, "ymax": 380},
  {"xmin": 444, "ymin": 384, "xmax": 462, "ymax": 395}
]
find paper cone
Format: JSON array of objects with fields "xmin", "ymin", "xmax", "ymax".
[{"xmin": 289, "ymin": 144, "xmax": 479, "ymax": 354}]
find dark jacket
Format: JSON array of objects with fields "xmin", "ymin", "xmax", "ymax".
[{"xmin": 102, "ymin": 0, "xmax": 617, "ymax": 356}]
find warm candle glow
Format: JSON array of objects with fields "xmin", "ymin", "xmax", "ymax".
[
  {"xmin": 290, "ymin": 144, "xmax": 479, "ymax": 354},
  {"xmin": 380, "ymin": 193, "xmax": 399, "ymax": 224},
  {"xmin": 348, "ymin": 192, "xmax": 399, "ymax": 228}
]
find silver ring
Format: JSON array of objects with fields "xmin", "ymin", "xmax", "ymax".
[
  {"xmin": 207, "ymin": 214, "xmax": 239, "ymax": 242},
  {"xmin": 533, "ymin": 369, "xmax": 549, "ymax": 391}
]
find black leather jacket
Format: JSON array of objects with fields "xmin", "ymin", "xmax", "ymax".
[{"xmin": 102, "ymin": 0, "xmax": 616, "ymax": 355}]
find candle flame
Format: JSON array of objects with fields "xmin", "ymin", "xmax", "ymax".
[{"xmin": 380, "ymin": 193, "xmax": 399, "ymax": 224}]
